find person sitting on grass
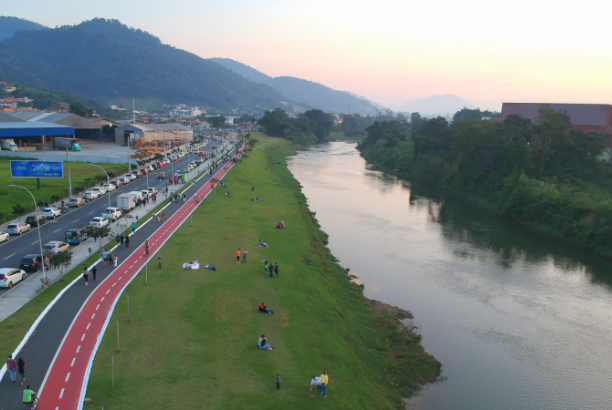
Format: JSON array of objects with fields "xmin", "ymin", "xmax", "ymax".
[
  {"xmin": 276, "ymin": 222, "xmax": 281, "ymax": 229},
  {"xmin": 258, "ymin": 335, "xmax": 275, "ymax": 350},
  {"xmin": 225, "ymin": 192, "xmax": 231, "ymax": 197},
  {"xmin": 259, "ymin": 303, "xmax": 273, "ymax": 314}
]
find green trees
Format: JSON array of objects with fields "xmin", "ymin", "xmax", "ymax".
[
  {"xmin": 208, "ymin": 115, "xmax": 226, "ymax": 129},
  {"xmin": 51, "ymin": 251, "xmax": 73, "ymax": 281},
  {"xmin": 258, "ymin": 108, "xmax": 335, "ymax": 145},
  {"xmin": 69, "ymin": 101, "xmax": 93, "ymax": 117}
]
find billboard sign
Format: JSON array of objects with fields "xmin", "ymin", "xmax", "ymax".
[{"xmin": 10, "ymin": 161, "xmax": 64, "ymax": 178}]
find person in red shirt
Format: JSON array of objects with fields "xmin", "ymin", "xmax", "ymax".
[{"xmin": 6, "ymin": 354, "xmax": 17, "ymax": 382}]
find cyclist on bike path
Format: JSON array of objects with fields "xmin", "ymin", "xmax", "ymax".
[{"xmin": 23, "ymin": 385, "xmax": 37, "ymax": 409}]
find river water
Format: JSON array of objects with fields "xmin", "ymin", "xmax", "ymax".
[{"xmin": 286, "ymin": 142, "xmax": 612, "ymax": 410}]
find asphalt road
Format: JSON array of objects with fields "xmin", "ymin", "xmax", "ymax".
[
  {"xmin": 0, "ymin": 143, "xmax": 238, "ymax": 410},
  {"xmin": 0, "ymin": 139, "xmax": 222, "ymax": 295}
]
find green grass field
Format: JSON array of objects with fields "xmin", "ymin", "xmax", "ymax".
[
  {"xmin": 0, "ymin": 159, "xmax": 128, "ymax": 223},
  {"xmin": 85, "ymin": 135, "xmax": 440, "ymax": 409}
]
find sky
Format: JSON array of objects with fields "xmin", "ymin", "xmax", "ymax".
[{"xmin": 3, "ymin": 0, "xmax": 612, "ymax": 111}]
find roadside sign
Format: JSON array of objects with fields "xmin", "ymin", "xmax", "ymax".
[{"xmin": 10, "ymin": 161, "xmax": 64, "ymax": 178}]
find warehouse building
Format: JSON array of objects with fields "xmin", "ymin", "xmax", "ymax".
[
  {"xmin": 0, "ymin": 121, "xmax": 74, "ymax": 147},
  {"xmin": 0, "ymin": 112, "xmax": 102, "ymax": 140},
  {"xmin": 501, "ymin": 103, "xmax": 612, "ymax": 134},
  {"xmin": 114, "ymin": 123, "xmax": 193, "ymax": 146}
]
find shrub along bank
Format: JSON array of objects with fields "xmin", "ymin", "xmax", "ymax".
[{"xmin": 85, "ymin": 135, "xmax": 440, "ymax": 409}]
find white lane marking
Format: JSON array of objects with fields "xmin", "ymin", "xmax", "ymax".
[
  {"xmin": 129, "ymin": 264, "xmax": 133, "ymax": 269},
  {"xmin": 72, "ymin": 219, "xmax": 79, "ymax": 223},
  {"xmin": 71, "ymin": 357, "xmax": 76, "ymax": 367},
  {"xmin": 100, "ymin": 297, "xmax": 105, "ymax": 302},
  {"xmin": 54, "ymin": 228, "xmax": 61, "ymax": 233},
  {"xmin": 91, "ymin": 313, "xmax": 95, "ymax": 320},
  {"xmin": 96, "ymin": 304, "xmax": 100, "ymax": 310},
  {"xmin": 118, "ymin": 277, "xmax": 123, "ymax": 281},
  {"xmin": 76, "ymin": 345, "xmax": 81, "ymax": 353},
  {"xmin": 106, "ymin": 289, "xmax": 110, "ymax": 295},
  {"xmin": 4, "ymin": 253, "xmax": 15, "ymax": 260},
  {"xmin": 32, "ymin": 241, "xmax": 38, "ymax": 245},
  {"xmin": 112, "ymin": 282, "xmax": 116, "ymax": 287},
  {"xmin": 81, "ymin": 333, "xmax": 86, "ymax": 341},
  {"xmin": 60, "ymin": 388, "xmax": 65, "ymax": 398},
  {"xmin": 86, "ymin": 323, "xmax": 91, "ymax": 330},
  {"xmin": 65, "ymin": 372, "xmax": 70, "ymax": 382},
  {"xmin": 56, "ymin": 407, "xmax": 59, "ymax": 410},
  {"xmin": 89, "ymin": 211, "xmax": 95, "ymax": 214}
]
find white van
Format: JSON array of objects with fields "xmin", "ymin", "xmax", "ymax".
[{"xmin": 129, "ymin": 191, "xmax": 143, "ymax": 201}]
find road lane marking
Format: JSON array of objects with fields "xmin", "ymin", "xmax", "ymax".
[
  {"xmin": 32, "ymin": 241, "xmax": 38, "ymax": 245},
  {"xmin": 4, "ymin": 253, "xmax": 15, "ymax": 260},
  {"xmin": 89, "ymin": 211, "xmax": 95, "ymax": 214},
  {"xmin": 91, "ymin": 313, "xmax": 95, "ymax": 320},
  {"xmin": 71, "ymin": 358, "xmax": 76, "ymax": 367},
  {"xmin": 81, "ymin": 333, "xmax": 86, "ymax": 341},
  {"xmin": 118, "ymin": 277, "xmax": 122, "ymax": 280},
  {"xmin": 54, "ymin": 228, "xmax": 61, "ymax": 233},
  {"xmin": 106, "ymin": 289, "xmax": 110, "ymax": 295},
  {"xmin": 129, "ymin": 264, "xmax": 133, "ymax": 268},
  {"xmin": 86, "ymin": 323, "xmax": 91, "ymax": 330},
  {"xmin": 65, "ymin": 372, "xmax": 71, "ymax": 382},
  {"xmin": 96, "ymin": 304, "xmax": 100, "ymax": 310},
  {"xmin": 72, "ymin": 219, "xmax": 79, "ymax": 223},
  {"xmin": 60, "ymin": 388, "xmax": 65, "ymax": 398},
  {"xmin": 100, "ymin": 297, "xmax": 105, "ymax": 302},
  {"xmin": 76, "ymin": 345, "xmax": 81, "ymax": 353}
]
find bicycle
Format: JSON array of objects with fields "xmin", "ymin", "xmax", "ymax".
[
  {"xmin": 27, "ymin": 393, "xmax": 39, "ymax": 409},
  {"xmin": 145, "ymin": 245, "xmax": 150, "ymax": 256},
  {"xmin": 40, "ymin": 277, "xmax": 50, "ymax": 290}
]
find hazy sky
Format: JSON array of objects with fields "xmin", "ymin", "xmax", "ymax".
[{"xmin": 4, "ymin": 0, "xmax": 611, "ymax": 111}]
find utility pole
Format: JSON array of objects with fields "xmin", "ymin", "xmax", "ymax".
[{"xmin": 67, "ymin": 150, "xmax": 73, "ymax": 198}]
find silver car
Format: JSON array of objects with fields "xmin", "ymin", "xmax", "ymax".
[
  {"xmin": 6, "ymin": 222, "xmax": 31, "ymax": 235},
  {"xmin": 0, "ymin": 268, "xmax": 26, "ymax": 288},
  {"xmin": 0, "ymin": 230, "xmax": 9, "ymax": 243}
]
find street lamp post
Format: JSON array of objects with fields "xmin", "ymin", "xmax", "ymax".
[
  {"xmin": 9, "ymin": 185, "xmax": 46, "ymax": 281},
  {"xmin": 88, "ymin": 164, "xmax": 111, "ymax": 209}
]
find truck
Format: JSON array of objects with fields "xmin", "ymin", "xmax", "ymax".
[
  {"xmin": 116, "ymin": 193, "xmax": 136, "ymax": 213},
  {"xmin": 0, "ymin": 139, "xmax": 18, "ymax": 151},
  {"xmin": 52, "ymin": 137, "xmax": 82, "ymax": 151}
]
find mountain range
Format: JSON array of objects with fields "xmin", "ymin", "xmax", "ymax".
[
  {"xmin": 398, "ymin": 94, "xmax": 475, "ymax": 116},
  {"xmin": 0, "ymin": 16, "xmax": 45, "ymax": 40}
]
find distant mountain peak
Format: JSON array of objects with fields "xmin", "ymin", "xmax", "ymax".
[
  {"xmin": 398, "ymin": 94, "xmax": 475, "ymax": 116},
  {"xmin": 0, "ymin": 16, "xmax": 46, "ymax": 40}
]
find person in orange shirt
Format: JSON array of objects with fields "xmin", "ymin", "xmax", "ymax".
[{"xmin": 236, "ymin": 248, "xmax": 241, "ymax": 263}]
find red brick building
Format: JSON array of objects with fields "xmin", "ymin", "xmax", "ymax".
[{"xmin": 501, "ymin": 103, "xmax": 612, "ymax": 135}]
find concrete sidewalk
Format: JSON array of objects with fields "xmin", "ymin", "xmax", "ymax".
[{"xmin": 0, "ymin": 144, "xmax": 232, "ymax": 323}]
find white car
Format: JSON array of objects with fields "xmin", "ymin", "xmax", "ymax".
[
  {"xmin": 102, "ymin": 207, "xmax": 122, "ymax": 222},
  {"xmin": 84, "ymin": 191, "xmax": 99, "ymax": 200},
  {"xmin": 124, "ymin": 174, "xmax": 135, "ymax": 182},
  {"xmin": 90, "ymin": 216, "xmax": 109, "ymax": 228},
  {"xmin": 42, "ymin": 207, "xmax": 62, "ymax": 219},
  {"xmin": 6, "ymin": 222, "xmax": 31, "ymax": 235},
  {"xmin": 102, "ymin": 183, "xmax": 116, "ymax": 192},
  {"xmin": 148, "ymin": 187, "xmax": 158, "ymax": 195},
  {"xmin": 93, "ymin": 187, "xmax": 107, "ymax": 196},
  {"xmin": 0, "ymin": 230, "xmax": 9, "ymax": 243},
  {"xmin": 140, "ymin": 190, "xmax": 149, "ymax": 199},
  {"xmin": 0, "ymin": 268, "xmax": 26, "ymax": 288}
]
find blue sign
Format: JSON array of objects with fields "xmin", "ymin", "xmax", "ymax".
[{"xmin": 10, "ymin": 161, "xmax": 64, "ymax": 178}]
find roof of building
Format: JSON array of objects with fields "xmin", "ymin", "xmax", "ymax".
[
  {"xmin": 0, "ymin": 112, "xmax": 100, "ymax": 129},
  {"xmin": 0, "ymin": 121, "xmax": 74, "ymax": 137},
  {"xmin": 117, "ymin": 123, "xmax": 192, "ymax": 132}
]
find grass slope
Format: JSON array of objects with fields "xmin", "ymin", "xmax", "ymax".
[
  {"xmin": 85, "ymin": 136, "xmax": 440, "ymax": 409},
  {"xmin": 0, "ymin": 159, "xmax": 128, "ymax": 222}
]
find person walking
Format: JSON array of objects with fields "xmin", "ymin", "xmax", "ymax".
[
  {"xmin": 115, "ymin": 234, "xmax": 121, "ymax": 246},
  {"xmin": 236, "ymin": 248, "xmax": 241, "ymax": 263},
  {"xmin": 131, "ymin": 222, "xmax": 136, "ymax": 234},
  {"xmin": 17, "ymin": 358, "xmax": 26, "ymax": 386},
  {"xmin": 120, "ymin": 235, "xmax": 125, "ymax": 247},
  {"xmin": 275, "ymin": 374, "xmax": 281, "ymax": 390},
  {"xmin": 242, "ymin": 249, "xmax": 248, "ymax": 263},
  {"xmin": 125, "ymin": 235, "xmax": 130, "ymax": 249},
  {"xmin": 91, "ymin": 265, "xmax": 98, "ymax": 281},
  {"xmin": 274, "ymin": 262, "xmax": 279, "ymax": 277},
  {"xmin": 102, "ymin": 249, "xmax": 108, "ymax": 267},
  {"xmin": 82, "ymin": 266, "xmax": 89, "ymax": 285},
  {"xmin": 319, "ymin": 371, "xmax": 329, "ymax": 397},
  {"xmin": 6, "ymin": 354, "xmax": 16, "ymax": 382},
  {"xmin": 113, "ymin": 254, "xmax": 118, "ymax": 267}
]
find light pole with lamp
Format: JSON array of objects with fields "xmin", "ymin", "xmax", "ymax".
[
  {"xmin": 9, "ymin": 184, "xmax": 46, "ymax": 281},
  {"xmin": 88, "ymin": 164, "xmax": 111, "ymax": 209}
]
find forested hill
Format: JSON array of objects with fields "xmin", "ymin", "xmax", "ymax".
[
  {"xmin": 0, "ymin": 19, "xmax": 285, "ymax": 112},
  {"xmin": 0, "ymin": 17, "xmax": 45, "ymax": 40},
  {"xmin": 211, "ymin": 58, "xmax": 380, "ymax": 114}
]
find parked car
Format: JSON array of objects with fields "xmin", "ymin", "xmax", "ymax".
[
  {"xmin": 0, "ymin": 268, "xmax": 27, "ymax": 288},
  {"xmin": 68, "ymin": 197, "xmax": 85, "ymax": 207},
  {"xmin": 148, "ymin": 187, "xmax": 158, "ymax": 195},
  {"xmin": 25, "ymin": 214, "xmax": 47, "ymax": 227},
  {"xmin": 109, "ymin": 180, "xmax": 121, "ymax": 188},
  {"xmin": 102, "ymin": 183, "xmax": 116, "ymax": 192},
  {"xmin": 102, "ymin": 207, "xmax": 122, "ymax": 222},
  {"xmin": 118, "ymin": 177, "xmax": 128, "ymax": 185},
  {"xmin": 90, "ymin": 216, "xmax": 109, "ymax": 228},
  {"xmin": 124, "ymin": 174, "xmax": 135, "ymax": 182},
  {"xmin": 84, "ymin": 191, "xmax": 99, "ymax": 200},
  {"xmin": 157, "ymin": 172, "xmax": 166, "ymax": 180},
  {"xmin": 65, "ymin": 228, "xmax": 88, "ymax": 245},
  {"xmin": 43, "ymin": 241, "xmax": 70, "ymax": 256},
  {"xmin": 7, "ymin": 222, "xmax": 31, "ymax": 235},
  {"xmin": 41, "ymin": 207, "xmax": 62, "ymax": 219},
  {"xmin": 0, "ymin": 230, "xmax": 9, "ymax": 243},
  {"xmin": 132, "ymin": 170, "xmax": 141, "ymax": 177},
  {"xmin": 93, "ymin": 187, "xmax": 107, "ymax": 196},
  {"xmin": 139, "ymin": 168, "xmax": 148, "ymax": 175},
  {"xmin": 140, "ymin": 190, "xmax": 149, "ymax": 199},
  {"xmin": 19, "ymin": 254, "xmax": 41, "ymax": 273}
]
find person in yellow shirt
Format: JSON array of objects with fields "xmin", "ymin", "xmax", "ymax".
[
  {"xmin": 319, "ymin": 371, "xmax": 329, "ymax": 397},
  {"xmin": 236, "ymin": 248, "xmax": 241, "ymax": 263}
]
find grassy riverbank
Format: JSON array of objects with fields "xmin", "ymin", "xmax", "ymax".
[
  {"xmin": 85, "ymin": 135, "xmax": 440, "ymax": 409},
  {"xmin": 0, "ymin": 159, "xmax": 128, "ymax": 223}
]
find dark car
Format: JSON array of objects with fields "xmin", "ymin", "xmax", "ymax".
[
  {"xmin": 25, "ymin": 214, "xmax": 47, "ymax": 227},
  {"xmin": 65, "ymin": 228, "xmax": 88, "ymax": 245},
  {"xmin": 19, "ymin": 254, "xmax": 42, "ymax": 273}
]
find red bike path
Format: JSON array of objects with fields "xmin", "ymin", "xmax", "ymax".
[{"xmin": 39, "ymin": 147, "xmax": 244, "ymax": 410}]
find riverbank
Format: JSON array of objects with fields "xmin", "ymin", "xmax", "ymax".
[{"xmin": 84, "ymin": 135, "xmax": 440, "ymax": 409}]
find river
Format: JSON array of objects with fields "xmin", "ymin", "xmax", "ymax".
[{"xmin": 286, "ymin": 142, "xmax": 612, "ymax": 410}]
